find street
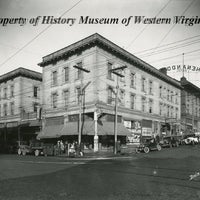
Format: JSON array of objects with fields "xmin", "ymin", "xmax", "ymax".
[{"xmin": 1, "ymin": 145, "xmax": 200, "ymax": 200}]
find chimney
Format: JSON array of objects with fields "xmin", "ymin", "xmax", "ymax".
[{"xmin": 159, "ymin": 67, "xmax": 167, "ymax": 75}]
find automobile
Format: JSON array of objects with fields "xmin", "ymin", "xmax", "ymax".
[
  {"xmin": 160, "ymin": 136, "xmax": 181, "ymax": 148},
  {"xmin": 136, "ymin": 137, "xmax": 162, "ymax": 153},
  {"xmin": 183, "ymin": 136, "xmax": 199, "ymax": 145}
]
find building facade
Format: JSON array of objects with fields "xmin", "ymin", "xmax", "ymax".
[
  {"xmin": 180, "ymin": 77, "xmax": 200, "ymax": 134},
  {"xmin": 0, "ymin": 68, "xmax": 42, "ymax": 149},
  {"xmin": 38, "ymin": 33, "xmax": 182, "ymax": 151}
]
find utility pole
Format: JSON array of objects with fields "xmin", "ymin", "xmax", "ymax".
[
  {"xmin": 110, "ymin": 66, "xmax": 127, "ymax": 154},
  {"xmin": 73, "ymin": 65, "xmax": 90, "ymax": 147}
]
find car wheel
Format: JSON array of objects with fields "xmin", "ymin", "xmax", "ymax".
[
  {"xmin": 35, "ymin": 150, "xmax": 40, "ymax": 156},
  {"xmin": 157, "ymin": 144, "xmax": 162, "ymax": 151},
  {"xmin": 144, "ymin": 147, "xmax": 150, "ymax": 153},
  {"xmin": 18, "ymin": 148, "xmax": 21, "ymax": 155}
]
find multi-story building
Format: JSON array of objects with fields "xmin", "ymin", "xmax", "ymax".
[
  {"xmin": 0, "ymin": 68, "xmax": 42, "ymax": 148},
  {"xmin": 180, "ymin": 77, "xmax": 200, "ymax": 134},
  {"xmin": 38, "ymin": 33, "xmax": 182, "ymax": 151}
]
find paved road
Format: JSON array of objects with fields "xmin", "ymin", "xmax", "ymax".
[{"xmin": 1, "ymin": 145, "xmax": 200, "ymax": 200}]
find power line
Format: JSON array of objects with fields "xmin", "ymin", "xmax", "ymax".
[
  {"xmin": 0, "ymin": 0, "xmax": 83, "ymax": 68},
  {"xmin": 151, "ymin": 0, "xmax": 196, "ymax": 55},
  {"xmin": 126, "ymin": 0, "xmax": 173, "ymax": 49}
]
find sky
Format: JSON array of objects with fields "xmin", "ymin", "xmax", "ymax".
[{"xmin": 0, "ymin": 0, "xmax": 200, "ymax": 87}]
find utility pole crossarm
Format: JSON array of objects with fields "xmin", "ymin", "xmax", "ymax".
[{"xmin": 73, "ymin": 65, "xmax": 90, "ymax": 73}]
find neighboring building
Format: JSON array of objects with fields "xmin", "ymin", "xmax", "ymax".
[
  {"xmin": 0, "ymin": 68, "xmax": 42, "ymax": 147},
  {"xmin": 180, "ymin": 77, "xmax": 200, "ymax": 134},
  {"xmin": 38, "ymin": 33, "xmax": 182, "ymax": 151}
]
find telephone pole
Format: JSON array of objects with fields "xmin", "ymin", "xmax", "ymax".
[
  {"xmin": 110, "ymin": 66, "xmax": 127, "ymax": 154},
  {"xmin": 73, "ymin": 65, "xmax": 90, "ymax": 146}
]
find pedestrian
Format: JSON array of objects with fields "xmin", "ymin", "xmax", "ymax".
[{"xmin": 60, "ymin": 140, "xmax": 64, "ymax": 154}]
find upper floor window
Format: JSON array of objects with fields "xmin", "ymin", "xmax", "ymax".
[
  {"xmin": 159, "ymin": 85, "xmax": 162, "ymax": 98},
  {"xmin": 52, "ymin": 71, "xmax": 58, "ymax": 86},
  {"xmin": 107, "ymin": 86, "xmax": 114, "ymax": 105},
  {"xmin": 149, "ymin": 81, "xmax": 153, "ymax": 95},
  {"xmin": 142, "ymin": 97, "xmax": 146, "ymax": 112},
  {"xmin": 33, "ymin": 103, "xmax": 38, "ymax": 112},
  {"xmin": 63, "ymin": 90, "xmax": 69, "ymax": 108},
  {"xmin": 10, "ymin": 85, "xmax": 14, "ymax": 97},
  {"xmin": 4, "ymin": 87, "xmax": 7, "ymax": 99},
  {"xmin": 3, "ymin": 103, "xmax": 7, "ymax": 116},
  {"xmin": 52, "ymin": 93, "xmax": 58, "ymax": 108},
  {"xmin": 130, "ymin": 73, "xmax": 136, "ymax": 88},
  {"xmin": 130, "ymin": 93, "xmax": 135, "ymax": 110},
  {"xmin": 119, "ymin": 89, "xmax": 125, "ymax": 106},
  {"xmin": 159, "ymin": 102, "xmax": 163, "ymax": 116},
  {"xmin": 33, "ymin": 86, "xmax": 38, "ymax": 98},
  {"xmin": 175, "ymin": 92, "xmax": 178, "ymax": 104},
  {"xmin": 10, "ymin": 102, "xmax": 14, "ymax": 115},
  {"xmin": 76, "ymin": 62, "xmax": 83, "ymax": 80},
  {"xmin": 167, "ymin": 89, "xmax": 170, "ymax": 101},
  {"xmin": 176, "ymin": 108, "xmax": 179, "ymax": 119},
  {"xmin": 64, "ymin": 67, "xmax": 69, "ymax": 82},
  {"xmin": 149, "ymin": 99, "xmax": 153, "ymax": 113},
  {"xmin": 107, "ymin": 62, "xmax": 113, "ymax": 80},
  {"xmin": 76, "ymin": 87, "xmax": 82, "ymax": 104},
  {"xmin": 141, "ymin": 77, "xmax": 146, "ymax": 92}
]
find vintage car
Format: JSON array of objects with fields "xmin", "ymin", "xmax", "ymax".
[
  {"xmin": 136, "ymin": 137, "xmax": 162, "ymax": 153},
  {"xmin": 183, "ymin": 136, "xmax": 199, "ymax": 145},
  {"xmin": 160, "ymin": 136, "xmax": 181, "ymax": 148}
]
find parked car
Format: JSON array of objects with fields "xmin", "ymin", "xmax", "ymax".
[
  {"xmin": 183, "ymin": 136, "xmax": 199, "ymax": 145},
  {"xmin": 160, "ymin": 136, "xmax": 181, "ymax": 148},
  {"xmin": 136, "ymin": 137, "xmax": 162, "ymax": 153}
]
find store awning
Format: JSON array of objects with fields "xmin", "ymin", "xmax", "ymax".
[
  {"xmin": 60, "ymin": 121, "xmax": 132, "ymax": 136},
  {"xmin": 37, "ymin": 124, "xmax": 64, "ymax": 139}
]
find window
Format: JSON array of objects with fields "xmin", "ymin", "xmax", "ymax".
[
  {"xmin": 119, "ymin": 89, "xmax": 125, "ymax": 105},
  {"xmin": 52, "ymin": 93, "xmax": 58, "ymax": 108},
  {"xmin": 149, "ymin": 81, "xmax": 153, "ymax": 95},
  {"xmin": 142, "ymin": 97, "xmax": 146, "ymax": 112},
  {"xmin": 130, "ymin": 94, "xmax": 135, "ymax": 109},
  {"xmin": 176, "ymin": 108, "xmax": 179, "ymax": 119},
  {"xmin": 63, "ymin": 90, "xmax": 69, "ymax": 108},
  {"xmin": 130, "ymin": 73, "xmax": 136, "ymax": 88},
  {"xmin": 76, "ymin": 87, "xmax": 82, "ymax": 104},
  {"xmin": 10, "ymin": 102, "xmax": 14, "ymax": 115},
  {"xmin": 175, "ymin": 92, "xmax": 178, "ymax": 104},
  {"xmin": 4, "ymin": 87, "xmax": 7, "ymax": 99},
  {"xmin": 167, "ymin": 105, "xmax": 170, "ymax": 117},
  {"xmin": 171, "ymin": 106, "xmax": 174, "ymax": 118},
  {"xmin": 171, "ymin": 91, "xmax": 174, "ymax": 103},
  {"xmin": 167, "ymin": 89, "xmax": 170, "ymax": 101},
  {"xmin": 107, "ymin": 86, "xmax": 114, "ymax": 105},
  {"xmin": 64, "ymin": 67, "xmax": 69, "ymax": 82},
  {"xmin": 33, "ymin": 86, "xmax": 38, "ymax": 98},
  {"xmin": 76, "ymin": 62, "xmax": 83, "ymax": 80},
  {"xmin": 3, "ymin": 103, "xmax": 7, "ymax": 116},
  {"xmin": 149, "ymin": 99, "xmax": 153, "ymax": 113},
  {"xmin": 159, "ymin": 85, "xmax": 162, "ymax": 98},
  {"xmin": 141, "ymin": 77, "xmax": 146, "ymax": 92},
  {"xmin": 107, "ymin": 62, "xmax": 113, "ymax": 80},
  {"xmin": 159, "ymin": 102, "xmax": 163, "ymax": 116},
  {"xmin": 10, "ymin": 85, "xmax": 14, "ymax": 97},
  {"xmin": 33, "ymin": 103, "xmax": 38, "ymax": 112},
  {"xmin": 52, "ymin": 71, "xmax": 58, "ymax": 86}
]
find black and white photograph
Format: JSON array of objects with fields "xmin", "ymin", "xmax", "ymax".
[{"xmin": 0, "ymin": 0, "xmax": 200, "ymax": 199}]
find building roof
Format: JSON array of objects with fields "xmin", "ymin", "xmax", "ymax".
[
  {"xmin": 38, "ymin": 33, "xmax": 181, "ymax": 89},
  {"xmin": 0, "ymin": 67, "xmax": 42, "ymax": 84},
  {"xmin": 180, "ymin": 77, "xmax": 200, "ymax": 97}
]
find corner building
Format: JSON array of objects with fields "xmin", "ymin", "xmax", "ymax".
[{"xmin": 38, "ymin": 33, "xmax": 181, "ymax": 151}]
